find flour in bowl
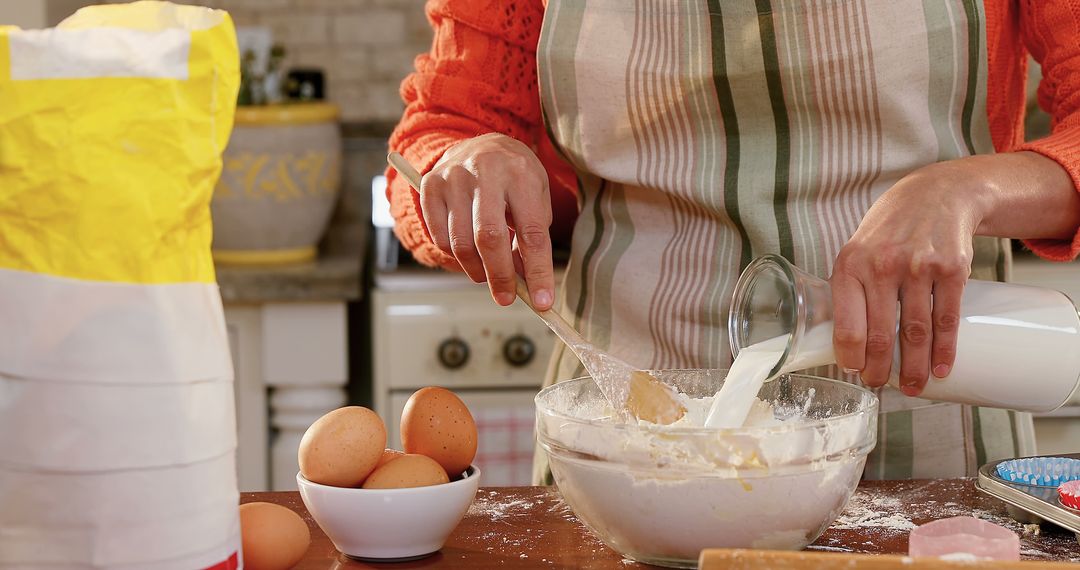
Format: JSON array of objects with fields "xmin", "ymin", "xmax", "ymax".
[{"xmin": 535, "ymin": 372, "xmax": 879, "ymax": 565}]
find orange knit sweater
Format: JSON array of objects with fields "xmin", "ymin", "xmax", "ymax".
[{"xmin": 387, "ymin": 0, "xmax": 1080, "ymax": 270}]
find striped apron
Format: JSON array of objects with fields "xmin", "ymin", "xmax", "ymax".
[{"xmin": 533, "ymin": 0, "xmax": 1036, "ymax": 484}]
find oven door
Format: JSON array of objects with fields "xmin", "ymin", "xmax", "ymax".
[{"xmin": 388, "ymin": 388, "xmax": 538, "ymax": 486}]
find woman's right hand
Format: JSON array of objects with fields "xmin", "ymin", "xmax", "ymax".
[{"xmin": 420, "ymin": 133, "xmax": 555, "ymax": 310}]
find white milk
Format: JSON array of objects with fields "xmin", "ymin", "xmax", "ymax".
[
  {"xmin": 703, "ymin": 336, "xmax": 785, "ymax": 428},
  {"xmin": 795, "ymin": 282, "xmax": 1080, "ymax": 412},
  {"xmin": 704, "ymin": 327, "xmax": 836, "ymax": 429},
  {"xmin": 904, "ymin": 281, "xmax": 1080, "ymax": 411}
]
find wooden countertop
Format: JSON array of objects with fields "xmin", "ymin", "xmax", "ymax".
[{"xmin": 242, "ymin": 479, "xmax": 1080, "ymax": 569}]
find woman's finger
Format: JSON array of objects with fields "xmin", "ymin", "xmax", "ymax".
[
  {"xmin": 446, "ymin": 192, "xmax": 485, "ymax": 283},
  {"xmin": 897, "ymin": 279, "xmax": 933, "ymax": 396},
  {"xmin": 830, "ymin": 268, "xmax": 868, "ymax": 375},
  {"xmin": 506, "ymin": 181, "xmax": 554, "ymax": 310},
  {"xmin": 861, "ymin": 280, "xmax": 899, "ymax": 388},
  {"xmin": 931, "ymin": 276, "xmax": 965, "ymax": 379},
  {"xmin": 473, "ymin": 185, "xmax": 516, "ymax": 306},
  {"xmin": 419, "ymin": 175, "xmax": 451, "ymax": 254}
]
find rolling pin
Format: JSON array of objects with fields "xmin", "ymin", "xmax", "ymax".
[{"xmin": 699, "ymin": 549, "xmax": 1076, "ymax": 569}]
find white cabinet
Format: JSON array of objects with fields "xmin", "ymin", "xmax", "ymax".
[
  {"xmin": 224, "ymin": 302, "xmax": 349, "ymax": 491},
  {"xmin": 1030, "ymin": 416, "xmax": 1080, "ymax": 456},
  {"xmin": 225, "ymin": 306, "xmax": 267, "ymax": 493}
]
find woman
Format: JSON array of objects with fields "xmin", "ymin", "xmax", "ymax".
[{"xmin": 386, "ymin": 0, "xmax": 1080, "ymax": 481}]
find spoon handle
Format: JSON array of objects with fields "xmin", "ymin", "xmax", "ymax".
[
  {"xmin": 513, "ymin": 277, "xmax": 590, "ymax": 353},
  {"xmin": 387, "ymin": 151, "xmax": 422, "ymax": 190}
]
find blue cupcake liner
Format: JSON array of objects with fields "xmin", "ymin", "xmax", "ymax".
[{"xmin": 996, "ymin": 457, "xmax": 1080, "ymax": 487}]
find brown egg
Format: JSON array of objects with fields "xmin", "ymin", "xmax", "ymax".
[
  {"xmin": 375, "ymin": 448, "xmax": 405, "ymax": 469},
  {"xmin": 239, "ymin": 502, "xmax": 310, "ymax": 570},
  {"xmin": 361, "ymin": 454, "xmax": 449, "ymax": 489},
  {"xmin": 298, "ymin": 406, "xmax": 386, "ymax": 487},
  {"xmin": 400, "ymin": 387, "xmax": 477, "ymax": 477}
]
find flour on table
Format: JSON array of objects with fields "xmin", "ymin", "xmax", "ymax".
[
  {"xmin": 468, "ymin": 491, "xmax": 536, "ymax": 522},
  {"xmin": 829, "ymin": 490, "xmax": 915, "ymax": 531},
  {"xmin": 805, "ymin": 545, "xmax": 854, "ymax": 552}
]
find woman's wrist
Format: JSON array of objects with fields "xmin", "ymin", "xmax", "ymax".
[
  {"xmin": 953, "ymin": 152, "xmax": 1079, "ymax": 241},
  {"xmin": 888, "ymin": 159, "xmax": 987, "ymax": 235}
]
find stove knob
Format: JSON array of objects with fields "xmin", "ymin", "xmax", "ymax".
[
  {"xmin": 502, "ymin": 334, "xmax": 535, "ymax": 367},
  {"xmin": 437, "ymin": 337, "xmax": 470, "ymax": 370}
]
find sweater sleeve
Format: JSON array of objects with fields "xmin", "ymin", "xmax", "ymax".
[
  {"xmin": 386, "ymin": 0, "xmax": 576, "ymax": 270},
  {"xmin": 1016, "ymin": 0, "xmax": 1080, "ymax": 261}
]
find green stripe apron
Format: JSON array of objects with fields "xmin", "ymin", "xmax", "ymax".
[{"xmin": 533, "ymin": 0, "xmax": 1035, "ymax": 484}]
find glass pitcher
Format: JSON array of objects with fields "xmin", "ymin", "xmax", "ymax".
[{"xmin": 728, "ymin": 255, "xmax": 1080, "ymax": 413}]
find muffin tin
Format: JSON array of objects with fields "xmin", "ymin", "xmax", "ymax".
[{"xmin": 976, "ymin": 453, "xmax": 1080, "ymax": 546}]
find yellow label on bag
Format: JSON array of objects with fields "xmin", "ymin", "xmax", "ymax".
[{"xmin": 0, "ymin": 2, "xmax": 239, "ymax": 284}]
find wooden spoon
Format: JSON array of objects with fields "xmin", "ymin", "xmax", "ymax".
[
  {"xmin": 510, "ymin": 277, "xmax": 685, "ymax": 424},
  {"xmin": 386, "ymin": 152, "xmax": 685, "ymax": 424}
]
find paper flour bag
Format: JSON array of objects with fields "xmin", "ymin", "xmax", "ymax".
[{"xmin": 0, "ymin": 2, "xmax": 241, "ymax": 568}]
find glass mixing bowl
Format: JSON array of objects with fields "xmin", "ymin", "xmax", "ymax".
[{"xmin": 536, "ymin": 371, "xmax": 878, "ymax": 568}]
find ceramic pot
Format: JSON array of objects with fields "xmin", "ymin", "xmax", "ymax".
[{"xmin": 212, "ymin": 102, "xmax": 341, "ymax": 265}]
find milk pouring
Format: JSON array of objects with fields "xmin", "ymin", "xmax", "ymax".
[{"xmin": 727, "ymin": 255, "xmax": 1080, "ymax": 413}]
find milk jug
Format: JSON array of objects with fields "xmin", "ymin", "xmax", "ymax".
[{"xmin": 729, "ymin": 255, "xmax": 1080, "ymax": 412}]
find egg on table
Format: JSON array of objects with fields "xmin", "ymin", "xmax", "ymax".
[
  {"xmin": 239, "ymin": 502, "xmax": 311, "ymax": 570},
  {"xmin": 362, "ymin": 453, "xmax": 450, "ymax": 489},
  {"xmin": 298, "ymin": 406, "xmax": 386, "ymax": 487},
  {"xmin": 400, "ymin": 387, "xmax": 478, "ymax": 478}
]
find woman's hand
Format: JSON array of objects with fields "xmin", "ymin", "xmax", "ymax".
[
  {"xmin": 830, "ymin": 163, "xmax": 978, "ymax": 396},
  {"xmin": 831, "ymin": 152, "xmax": 1080, "ymax": 396},
  {"xmin": 420, "ymin": 133, "xmax": 555, "ymax": 309}
]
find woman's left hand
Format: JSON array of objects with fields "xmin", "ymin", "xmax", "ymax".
[{"xmin": 830, "ymin": 161, "xmax": 983, "ymax": 396}]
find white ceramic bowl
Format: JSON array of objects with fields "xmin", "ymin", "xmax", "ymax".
[
  {"xmin": 296, "ymin": 466, "xmax": 480, "ymax": 561},
  {"xmin": 537, "ymin": 372, "xmax": 878, "ymax": 568}
]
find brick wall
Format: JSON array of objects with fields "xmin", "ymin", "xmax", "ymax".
[
  {"xmin": 102, "ymin": 0, "xmax": 431, "ymax": 254},
  {"xmin": 113, "ymin": 0, "xmax": 434, "ymax": 124}
]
